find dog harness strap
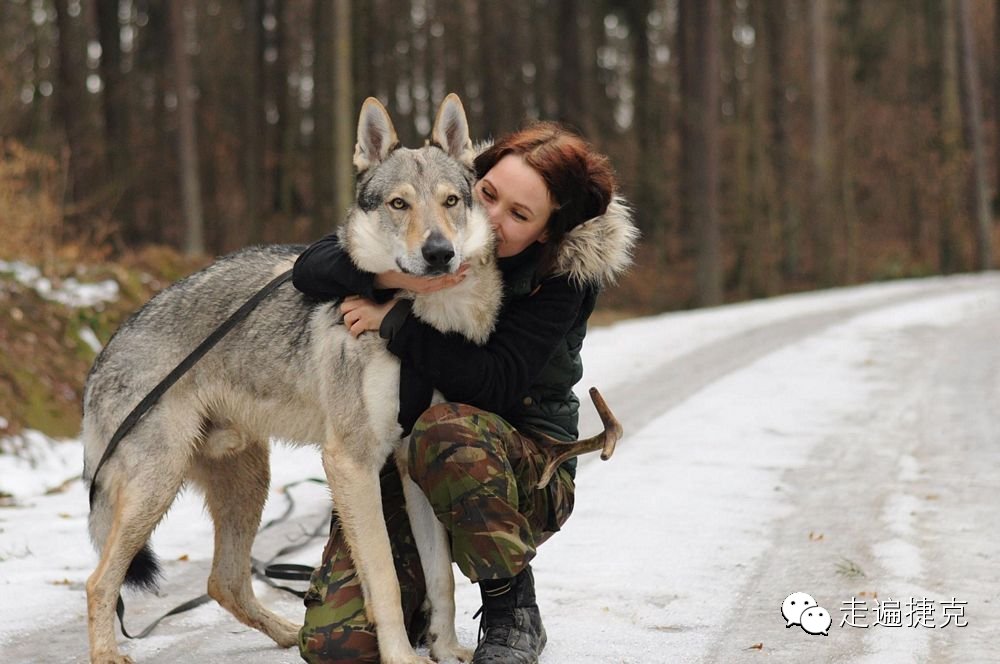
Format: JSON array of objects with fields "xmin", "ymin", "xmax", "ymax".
[{"xmin": 88, "ymin": 269, "xmax": 295, "ymax": 506}]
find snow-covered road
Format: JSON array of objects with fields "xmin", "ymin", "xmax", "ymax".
[{"xmin": 2, "ymin": 273, "xmax": 998, "ymax": 663}]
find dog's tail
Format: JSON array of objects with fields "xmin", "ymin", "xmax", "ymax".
[
  {"xmin": 124, "ymin": 544, "xmax": 162, "ymax": 592},
  {"xmin": 86, "ymin": 480, "xmax": 163, "ymax": 592},
  {"xmin": 85, "ymin": 416, "xmax": 163, "ymax": 593}
]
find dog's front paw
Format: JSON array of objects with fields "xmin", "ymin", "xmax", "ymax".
[{"xmin": 430, "ymin": 638, "xmax": 474, "ymax": 663}]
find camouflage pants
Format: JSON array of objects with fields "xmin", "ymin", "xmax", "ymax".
[{"xmin": 299, "ymin": 402, "xmax": 576, "ymax": 663}]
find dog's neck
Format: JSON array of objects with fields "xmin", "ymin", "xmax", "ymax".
[{"xmin": 407, "ymin": 249, "xmax": 502, "ymax": 346}]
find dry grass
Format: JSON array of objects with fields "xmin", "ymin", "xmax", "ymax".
[{"xmin": 0, "ymin": 139, "xmax": 62, "ymax": 265}]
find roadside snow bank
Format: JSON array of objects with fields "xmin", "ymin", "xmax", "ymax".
[{"xmin": 0, "ymin": 429, "xmax": 82, "ymax": 499}]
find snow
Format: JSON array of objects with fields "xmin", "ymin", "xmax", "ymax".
[
  {"xmin": 0, "ymin": 259, "xmax": 119, "ymax": 308},
  {"xmin": 577, "ymin": 273, "xmax": 988, "ymax": 398},
  {"xmin": 0, "ymin": 272, "xmax": 997, "ymax": 662},
  {"xmin": 0, "ymin": 429, "xmax": 81, "ymax": 498},
  {"xmin": 77, "ymin": 326, "xmax": 103, "ymax": 354}
]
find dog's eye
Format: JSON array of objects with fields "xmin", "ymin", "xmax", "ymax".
[
  {"xmin": 389, "ymin": 198, "xmax": 408, "ymax": 210},
  {"xmin": 444, "ymin": 194, "xmax": 459, "ymax": 208}
]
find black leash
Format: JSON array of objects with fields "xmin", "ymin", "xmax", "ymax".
[{"xmin": 88, "ymin": 269, "xmax": 294, "ymax": 505}]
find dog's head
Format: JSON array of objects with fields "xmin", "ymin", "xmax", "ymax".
[{"xmin": 341, "ymin": 94, "xmax": 493, "ymax": 277}]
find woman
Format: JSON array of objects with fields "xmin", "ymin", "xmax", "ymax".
[{"xmin": 293, "ymin": 121, "xmax": 637, "ymax": 664}]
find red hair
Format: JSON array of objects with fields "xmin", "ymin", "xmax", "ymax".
[{"xmin": 474, "ymin": 122, "xmax": 617, "ymax": 277}]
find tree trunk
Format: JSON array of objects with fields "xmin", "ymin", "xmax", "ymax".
[
  {"xmin": 332, "ymin": 0, "xmax": 354, "ymax": 222},
  {"xmin": 312, "ymin": 0, "xmax": 334, "ymax": 235},
  {"xmin": 810, "ymin": 0, "xmax": 834, "ymax": 285},
  {"xmin": 748, "ymin": 0, "xmax": 776, "ymax": 296},
  {"xmin": 479, "ymin": 1, "xmax": 510, "ymax": 136},
  {"xmin": 428, "ymin": 0, "xmax": 447, "ymax": 104},
  {"xmin": 460, "ymin": 0, "xmax": 482, "ymax": 131},
  {"xmin": 732, "ymin": 49, "xmax": 752, "ymax": 299},
  {"xmin": 351, "ymin": 0, "xmax": 372, "ymax": 110},
  {"xmin": 243, "ymin": 0, "xmax": 265, "ymax": 243},
  {"xmin": 135, "ymin": 0, "xmax": 170, "ymax": 245},
  {"xmin": 555, "ymin": 0, "xmax": 586, "ymax": 134},
  {"xmin": 96, "ymin": 0, "xmax": 133, "ymax": 230},
  {"xmin": 956, "ymin": 0, "xmax": 993, "ymax": 269},
  {"xmin": 531, "ymin": 0, "xmax": 557, "ymax": 120},
  {"xmin": 765, "ymin": 0, "xmax": 797, "ymax": 281},
  {"xmin": 683, "ymin": 0, "xmax": 723, "ymax": 306},
  {"xmin": 409, "ymin": 0, "xmax": 428, "ymax": 139},
  {"xmin": 576, "ymin": 6, "xmax": 600, "ymax": 138},
  {"xmin": 623, "ymin": 0, "xmax": 658, "ymax": 241},
  {"xmin": 391, "ymin": 6, "xmax": 415, "ymax": 146},
  {"xmin": 168, "ymin": 0, "xmax": 205, "ymax": 255},
  {"xmin": 839, "ymin": 46, "xmax": 860, "ymax": 283},
  {"xmin": 508, "ymin": 0, "xmax": 529, "ymax": 130},
  {"xmin": 677, "ymin": 0, "xmax": 693, "ymax": 243},
  {"xmin": 441, "ymin": 0, "xmax": 465, "ymax": 102},
  {"xmin": 995, "ymin": 0, "xmax": 1000, "ymax": 218},
  {"xmin": 940, "ymin": 0, "xmax": 963, "ymax": 273},
  {"xmin": 903, "ymin": 3, "xmax": 929, "ymax": 259},
  {"xmin": 53, "ymin": 0, "xmax": 96, "ymax": 218},
  {"xmin": 272, "ymin": 0, "xmax": 295, "ymax": 217}
]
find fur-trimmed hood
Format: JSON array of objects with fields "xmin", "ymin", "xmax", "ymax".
[{"xmin": 551, "ymin": 195, "xmax": 639, "ymax": 289}]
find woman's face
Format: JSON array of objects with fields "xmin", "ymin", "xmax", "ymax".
[{"xmin": 475, "ymin": 155, "xmax": 556, "ymax": 258}]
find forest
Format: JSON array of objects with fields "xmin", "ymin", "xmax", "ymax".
[{"xmin": 1, "ymin": 0, "xmax": 998, "ymax": 310}]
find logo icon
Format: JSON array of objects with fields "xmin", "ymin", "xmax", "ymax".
[
  {"xmin": 800, "ymin": 607, "xmax": 832, "ymax": 635},
  {"xmin": 782, "ymin": 592, "xmax": 831, "ymax": 636}
]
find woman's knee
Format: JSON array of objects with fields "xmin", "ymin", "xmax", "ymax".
[
  {"xmin": 407, "ymin": 403, "xmax": 495, "ymax": 481},
  {"xmin": 407, "ymin": 404, "xmax": 521, "ymax": 520},
  {"xmin": 410, "ymin": 403, "xmax": 471, "ymax": 444},
  {"xmin": 409, "ymin": 403, "xmax": 482, "ymax": 464}
]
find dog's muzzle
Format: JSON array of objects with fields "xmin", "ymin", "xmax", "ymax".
[{"xmin": 422, "ymin": 233, "xmax": 455, "ymax": 275}]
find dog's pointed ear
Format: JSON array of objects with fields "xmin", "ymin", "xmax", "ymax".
[
  {"xmin": 354, "ymin": 97, "xmax": 400, "ymax": 173},
  {"xmin": 431, "ymin": 93, "xmax": 474, "ymax": 169}
]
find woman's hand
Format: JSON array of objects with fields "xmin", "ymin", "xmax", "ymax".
[
  {"xmin": 374, "ymin": 264, "xmax": 469, "ymax": 293},
  {"xmin": 340, "ymin": 295, "xmax": 396, "ymax": 338}
]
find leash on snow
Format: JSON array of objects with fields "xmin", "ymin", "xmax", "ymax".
[{"xmin": 80, "ymin": 268, "xmax": 328, "ymax": 637}]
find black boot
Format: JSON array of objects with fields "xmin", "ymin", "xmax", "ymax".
[{"xmin": 473, "ymin": 565, "xmax": 547, "ymax": 664}]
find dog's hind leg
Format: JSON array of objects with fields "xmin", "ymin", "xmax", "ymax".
[
  {"xmin": 87, "ymin": 431, "xmax": 190, "ymax": 663},
  {"xmin": 188, "ymin": 434, "xmax": 300, "ymax": 648}
]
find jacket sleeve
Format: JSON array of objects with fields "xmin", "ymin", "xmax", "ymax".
[
  {"xmin": 383, "ymin": 276, "xmax": 589, "ymax": 413},
  {"xmin": 292, "ymin": 233, "xmax": 379, "ymax": 301}
]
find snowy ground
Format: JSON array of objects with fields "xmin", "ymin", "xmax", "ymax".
[{"xmin": 2, "ymin": 272, "xmax": 999, "ymax": 663}]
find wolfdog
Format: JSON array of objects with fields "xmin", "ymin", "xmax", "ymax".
[{"xmin": 83, "ymin": 94, "xmax": 499, "ymax": 664}]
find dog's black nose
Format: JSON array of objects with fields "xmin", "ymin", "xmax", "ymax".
[{"xmin": 422, "ymin": 234, "xmax": 455, "ymax": 271}]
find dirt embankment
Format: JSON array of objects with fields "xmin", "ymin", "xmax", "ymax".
[{"xmin": 0, "ymin": 247, "xmax": 207, "ymax": 438}]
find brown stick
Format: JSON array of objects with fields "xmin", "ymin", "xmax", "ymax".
[{"xmin": 535, "ymin": 387, "xmax": 623, "ymax": 489}]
